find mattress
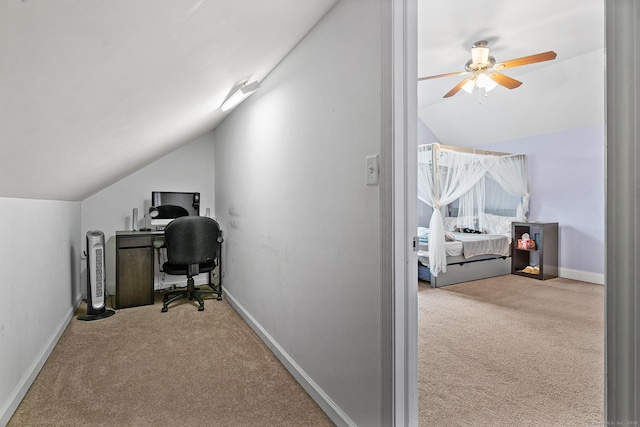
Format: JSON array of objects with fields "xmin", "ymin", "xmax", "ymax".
[
  {"xmin": 418, "ymin": 230, "xmax": 511, "ymax": 261},
  {"xmin": 419, "ymin": 240, "xmax": 463, "ymax": 256}
]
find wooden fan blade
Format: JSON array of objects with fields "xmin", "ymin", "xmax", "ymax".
[
  {"xmin": 443, "ymin": 77, "xmax": 474, "ymax": 98},
  {"xmin": 418, "ymin": 70, "xmax": 470, "ymax": 81},
  {"xmin": 488, "ymin": 72, "xmax": 522, "ymax": 89},
  {"xmin": 494, "ymin": 51, "xmax": 557, "ymax": 69}
]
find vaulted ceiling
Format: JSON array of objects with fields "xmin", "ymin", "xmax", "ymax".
[
  {"xmin": 0, "ymin": 0, "xmax": 337, "ymax": 201},
  {"xmin": 417, "ymin": 0, "xmax": 604, "ymax": 147}
]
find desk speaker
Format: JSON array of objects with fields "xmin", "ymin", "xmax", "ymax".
[{"xmin": 78, "ymin": 230, "xmax": 115, "ymax": 321}]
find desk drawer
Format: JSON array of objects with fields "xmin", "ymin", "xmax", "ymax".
[{"xmin": 117, "ymin": 236, "xmax": 154, "ymax": 248}]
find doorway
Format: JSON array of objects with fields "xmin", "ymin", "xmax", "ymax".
[{"xmin": 412, "ymin": 0, "xmax": 607, "ymax": 424}]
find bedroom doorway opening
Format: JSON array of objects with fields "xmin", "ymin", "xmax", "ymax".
[{"xmin": 414, "ymin": 0, "xmax": 607, "ymax": 425}]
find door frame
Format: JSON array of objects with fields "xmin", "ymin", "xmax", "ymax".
[
  {"xmin": 605, "ymin": 0, "xmax": 639, "ymax": 422},
  {"xmin": 383, "ymin": 0, "xmax": 418, "ymax": 425}
]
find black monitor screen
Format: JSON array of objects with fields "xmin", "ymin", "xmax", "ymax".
[{"xmin": 151, "ymin": 191, "xmax": 200, "ymax": 219}]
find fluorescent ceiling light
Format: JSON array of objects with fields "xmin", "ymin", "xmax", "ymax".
[{"xmin": 220, "ymin": 81, "xmax": 260, "ymax": 112}]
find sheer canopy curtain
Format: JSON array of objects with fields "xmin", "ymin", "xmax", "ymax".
[
  {"xmin": 417, "ymin": 144, "xmax": 496, "ymax": 276},
  {"xmin": 458, "ymin": 178, "xmax": 486, "ymax": 230},
  {"xmin": 417, "ymin": 144, "xmax": 529, "ymax": 277},
  {"xmin": 488, "ymin": 154, "xmax": 530, "ymax": 220}
]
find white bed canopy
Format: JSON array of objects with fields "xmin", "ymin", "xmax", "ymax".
[{"xmin": 417, "ymin": 143, "xmax": 529, "ymax": 277}]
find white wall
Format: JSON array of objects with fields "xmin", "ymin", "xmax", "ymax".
[
  {"xmin": 482, "ymin": 125, "xmax": 605, "ymax": 284},
  {"xmin": 0, "ymin": 197, "xmax": 81, "ymax": 425},
  {"xmin": 81, "ymin": 132, "xmax": 216, "ymax": 295},
  {"xmin": 214, "ymin": 1, "xmax": 385, "ymax": 425}
]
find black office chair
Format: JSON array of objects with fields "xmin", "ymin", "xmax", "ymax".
[{"xmin": 160, "ymin": 216, "xmax": 223, "ymax": 312}]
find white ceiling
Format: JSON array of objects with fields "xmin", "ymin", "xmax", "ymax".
[
  {"xmin": 0, "ymin": 0, "xmax": 337, "ymax": 200},
  {"xmin": 0, "ymin": 0, "xmax": 604, "ymax": 201},
  {"xmin": 417, "ymin": 0, "xmax": 605, "ymax": 147}
]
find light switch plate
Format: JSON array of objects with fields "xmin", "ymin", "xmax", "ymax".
[{"xmin": 366, "ymin": 154, "xmax": 379, "ymax": 185}]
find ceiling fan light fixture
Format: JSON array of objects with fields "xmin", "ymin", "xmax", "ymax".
[
  {"xmin": 418, "ymin": 40, "xmax": 557, "ymax": 99},
  {"xmin": 461, "ymin": 78, "xmax": 476, "ymax": 94},
  {"xmin": 476, "ymin": 73, "xmax": 497, "ymax": 92},
  {"xmin": 471, "ymin": 47, "xmax": 489, "ymax": 66}
]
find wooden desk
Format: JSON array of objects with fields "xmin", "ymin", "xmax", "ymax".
[{"xmin": 115, "ymin": 230, "xmax": 164, "ymax": 309}]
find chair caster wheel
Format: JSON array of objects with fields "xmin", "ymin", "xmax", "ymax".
[
  {"xmin": 198, "ymin": 305, "xmax": 204, "ymax": 311},
  {"xmin": 161, "ymin": 307, "xmax": 168, "ymax": 313}
]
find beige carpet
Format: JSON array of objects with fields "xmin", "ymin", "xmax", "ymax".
[
  {"xmin": 8, "ymin": 293, "xmax": 334, "ymax": 427},
  {"xmin": 419, "ymin": 275, "xmax": 604, "ymax": 427}
]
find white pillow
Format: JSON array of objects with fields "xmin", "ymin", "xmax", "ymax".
[
  {"xmin": 417, "ymin": 227, "xmax": 429, "ymax": 239},
  {"xmin": 482, "ymin": 213, "xmax": 516, "ymax": 235},
  {"xmin": 442, "ymin": 217, "xmax": 458, "ymax": 232},
  {"xmin": 418, "ymin": 227, "xmax": 455, "ymax": 242}
]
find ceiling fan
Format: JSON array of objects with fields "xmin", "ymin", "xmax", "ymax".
[{"xmin": 418, "ymin": 40, "xmax": 557, "ymax": 98}]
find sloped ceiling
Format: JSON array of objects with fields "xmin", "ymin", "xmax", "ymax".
[
  {"xmin": 0, "ymin": 0, "xmax": 337, "ymax": 201},
  {"xmin": 417, "ymin": 0, "xmax": 605, "ymax": 147}
]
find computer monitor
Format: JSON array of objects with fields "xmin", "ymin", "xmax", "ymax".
[{"xmin": 150, "ymin": 191, "xmax": 200, "ymax": 227}]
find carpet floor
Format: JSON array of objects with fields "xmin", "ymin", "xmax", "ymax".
[
  {"xmin": 418, "ymin": 275, "xmax": 604, "ymax": 427},
  {"xmin": 8, "ymin": 293, "xmax": 334, "ymax": 427},
  {"xmin": 9, "ymin": 276, "xmax": 604, "ymax": 426}
]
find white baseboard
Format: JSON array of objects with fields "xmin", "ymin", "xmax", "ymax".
[
  {"xmin": 0, "ymin": 293, "xmax": 83, "ymax": 426},
  {"xmin": 559, "ymin": 267, "xmax": 604, "ymax": 285},
  {"xmin": 222, "ymin": 287, "xmax": 355, "ymax": 427}
]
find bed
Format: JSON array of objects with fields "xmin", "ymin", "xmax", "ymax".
[
  {"xmin": 416, "ymin": 219, "xmax": 513, "ymax": 287},
  {"xmin": 417, "ymin": 143, "xmax": 529, "ymax": 287}
]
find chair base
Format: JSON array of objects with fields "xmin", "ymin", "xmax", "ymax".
[{"xmin": 161, "ymin": 277, "xmax": 222, "ymax": 312}]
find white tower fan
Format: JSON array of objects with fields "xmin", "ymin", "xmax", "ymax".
[{"xmin": 78, "ymin": 230, "xmax": 115, "ymax": 321}]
